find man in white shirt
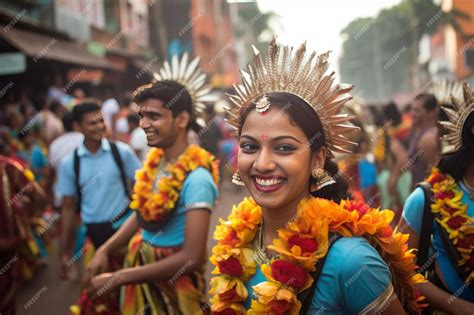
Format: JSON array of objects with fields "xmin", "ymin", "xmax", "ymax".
[
  {"xmin": 101, "ymin": 89, "xmax": 120, "ymax": 134},
  {"xmin": 127, "ymin": 113, "xmax": 150, "ymax": 160},
  {"xmin": 49, "ymin": 112, "xmax": 84, "ymax": 209}
]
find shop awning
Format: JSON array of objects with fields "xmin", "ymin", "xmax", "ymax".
[
  {"xmin": 131, "ymin": 56, "xmax": 161, "ymax": 77},
  {"xmin": 0, "ymin": 27, "xmax": 110, "ymax": 68}
]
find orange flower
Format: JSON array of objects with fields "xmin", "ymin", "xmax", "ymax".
[
  {"xmin": 131, "ymin": 145, "xmax": 218, "ymax": 222},
  {"xmin": 209, "ymin": 189, "xmax": 425, "ymax": 313},
  {"xmin": 209, "ymin": 276, "xmax": 248, "ymax": 302},
  {"xmin": 250, "ymin": 282, "xmax": 301, "ymax": 315}
]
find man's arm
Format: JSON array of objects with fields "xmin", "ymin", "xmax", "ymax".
[
  {"xmin": 388, "ymin": 138, "xmax": 408, "ymax": 197},
  {"xmin": 419, "ymin": 131, "xmax": 440, "ymax": 173},
  {"xmin": 59, "ymin": 196, "xmax": 76, "ymax": 278},
  {"xmin": 112, "ymin": 209, "xmax": 210, "ymax": 284},
  {"xmin": 86, "ymin": 213, "xmax": 139, "ymax": 281}
]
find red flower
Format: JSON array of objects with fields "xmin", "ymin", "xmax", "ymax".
[
  {"xmin": 435, "ymin": 190, "xmax": 455, "ymax": 200},
  {"xmin": 429, "ymin": 173, "xmax": 446, "ymax": 185},
  {"xmin": 378, "ymin": 226, "xmax": 393, "ymax": 238},
  {"xmin": 218, "ymin": 256, "xmax": 243, "ymax": 277},
  {"xmin": 288, "ymin": 234, "xmax": 318, "ymax": 253},
  {"xmin": 446, "ymin": 216, "xmax": 467, "ymax": 230},
  {"xmin": 344, "ymin": 200, "xmax": 370, "ymax": 216},
  {"xmin": 456, "ymin": 234, "xmax": 474, "ymax": 249},
  {"xmin": 271, "ymin": 260, "xmax": 307, "ymax": 288},
  {"xmin": 444, "ymin": 206, "xmax": 458, "ymax": 215},
  {"xmin": 218, "ymin": 287, "xmax": 244, "ymax": 302},
  {"xmin": 268, "ymin": 300, "xmax": 291, "ymax": 314},
  {"xmin": 213, "ymin": 308, "xmax": 237, "ymax": 315},
  {"xmin": 221, "ymin": 230, "xmax": 240, "ymax": 247},
  {"xmin": 139, "ymin": 197, "xmax": 147, "ymax": 206}
]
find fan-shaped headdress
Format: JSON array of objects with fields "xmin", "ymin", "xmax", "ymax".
[
  {"xmin": 439, "ymin": 82, "xmax": 474, "ymax": 154},
  {"xmin": 133, "ymin": 53, "xmax": 210, "ymax": 120},
  {"xmin": 226, "ymin": 39, "xmax": 359, "ymax": 156}
]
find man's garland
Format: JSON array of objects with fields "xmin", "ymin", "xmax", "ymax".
[
  {"xmin": 130, "ymin": 144, "xmax": 219, "ymax": 222},
  {"xmin": 427, "ymin": 168, "xmax": 474, "ymax": 283},
  {"xmin": 209, "ymin": 197, "xmax": 426, "ymax": 314}
]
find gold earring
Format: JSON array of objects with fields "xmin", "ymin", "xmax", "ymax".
[
  {"xmin": 232, "ymin": 170, "xmax": 245, "ymax": 186},
  {"xmin": 310, "ymin": 168, "xmax": 336, "ymax": 192}
]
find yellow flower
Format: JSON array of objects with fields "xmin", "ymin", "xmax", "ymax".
[
  {"xmin": 411, "ymin": 273, "xmax": 427, "ymax": 284},
  {"xmin": 210, "ymin": 299, "xmax": 246, "ymax": 314},
  {"xmin": 210, "ymin": 246, "xmax": 256, "ymax": 279},
  {"xmin": 209, "ymin": 275, "xmax": 248, "ymax": 301},
  {"xmin": 229, "ymin": 198, "xmax": 262, "ymax": 232},
  {"xmin": 249, "ymin": 281, "xmax": 301, "ymax": 315},
  {"xmin": 132, "ymin": 145, "xmax": 218, "ymax": 222}
]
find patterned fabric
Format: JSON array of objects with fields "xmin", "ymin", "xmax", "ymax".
[
  {"xmin": 72, "ymin": 238, "xmax": 125, "ymax": 315},
  {"xmin": 0, "ymin": 156, "xmax": 41, "ymax": 314},
  {"xmin": 121, "ymin": 233, "xmax": 208, "ymax": 315}
]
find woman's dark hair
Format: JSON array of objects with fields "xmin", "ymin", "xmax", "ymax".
[
  {"xmin": 133, "ymin": 80, "xmax": 193, "ymax": 128},
  {"xmin": 438, "ymin": 112, "xmax": 474, "ymax": 180},
  {"xmin": 238, "ymin": 92, "xmax": 349, "ymax": 202},
  {"xmin": 62, "ymin": 112, "xmax": 75, "ymax": 132},
  {"xmin": 414, "ymin": 93, "xmax": 437, "ymax": 111},
  {"xmin": 367, "ymin": 104, "xmax": 384, "ymax": 128},
  {"xmin": 382, "ymin": 102, "xmax": 401, "ymax": 126},
  {"xmin": 72, "ymin": 101, "xmax": 101, "ymax": 123}
]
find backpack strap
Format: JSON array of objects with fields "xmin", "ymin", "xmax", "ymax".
[
  {"xmin": 416, "ymin": 181, "xmax": 435, "ymax": 270},
  {"xmin": 73, "ymin": 148, "xmax": 81, "ymax": 213},
  {"xmin": 299, "ymin": 234, "xmax": 342, "ymax": 314},
  {"xmin": 108, "ymin": 140, "xmax": 131, "ymax": 198}
]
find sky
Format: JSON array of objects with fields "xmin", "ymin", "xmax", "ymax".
[{"xmin": 256, "ymin": 0, "xmax": 402, "ymax": 78}]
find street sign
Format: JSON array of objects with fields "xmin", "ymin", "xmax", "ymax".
[{"xmin": 0, "ymin": 52, "xmax": 26, "ymax": 75}]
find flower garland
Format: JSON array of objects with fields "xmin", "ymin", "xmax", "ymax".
[
  {"xmin": 427, "ymin": 168, "xmax": 474, "ymax": 283},
  {"xmin": 130, "ymin": 144, "xmax": 219, "ymax": 222},
  {"xmin": 209, "ymin": 197, "xmax": 425, "ymax": 314}
]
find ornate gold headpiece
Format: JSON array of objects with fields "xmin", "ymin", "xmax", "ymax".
[
  {"xmin": 430, "ymin": 80, "xmax": 464, "ymax": 105},
  {"xmin": 133, "ymin": 53, "xmax": 210, "ymax": 120},
  {"xmin": 439, "ymin": 82, "xmax": 474, "ymax": 154},
  {"xmin": 226, "ymin": 39, "xmax": 359, "ymax": 156}
]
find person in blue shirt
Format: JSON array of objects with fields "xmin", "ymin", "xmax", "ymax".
[
  {"xmin": 58, "ymin": 101, "xmax": 141, "ymax": 279},
  {"xmin": 86, "ymin": 55, "xmax": 219, "ymax": 315},
  {"xmin": 398, "ymin": 82, "xmax": 474, "ymax": 314}
]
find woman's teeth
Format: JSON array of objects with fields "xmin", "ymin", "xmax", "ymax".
[{"xmin": 255, "ymin": 177, "xmax": 284, "ymax": 186}]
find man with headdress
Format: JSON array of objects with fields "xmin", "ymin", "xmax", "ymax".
[{"xmin": 86, "ymin": 54, "xmax": 219, "ymax": 314}]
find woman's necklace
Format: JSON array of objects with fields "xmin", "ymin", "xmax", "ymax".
[{"xmin": 254, "ymin": 222, "xmax": 274, "ymax": 266}]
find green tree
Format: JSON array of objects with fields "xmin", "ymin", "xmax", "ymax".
[{"xmin": 339, "ymin": 0, "xmax": 470, "ymax": 101}]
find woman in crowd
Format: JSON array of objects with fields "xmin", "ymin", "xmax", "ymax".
[
  {"xmin": 209, "ymin": 39, "xmax": 425, "ymax": 314},
  {"xmin": 398, "ymin": 82, "xmax": 474, "ymax": 313}
]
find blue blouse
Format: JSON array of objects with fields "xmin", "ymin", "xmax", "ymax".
[
  {"xmin": 141, "ymin": 167, "xmax": 218, "ymax": 247},
  {"xmin": 246, "ymin": 237, "xmax": 392, "ymax": 314}
]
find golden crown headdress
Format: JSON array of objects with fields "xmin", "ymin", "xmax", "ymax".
[
  {"xmin": 133, "ymin": 53, "xmax": 211, "ymax": 120},
  {"xmin": 226, "ymin": 39, "xmax": 359, "ymax": 156},
  {"xmin": 429, "ymin": 80, "xmax": 464, "ymax": 105},
  {"xmin": 439, "ymin": 82, "xmax": 474, "ymax": 154}
]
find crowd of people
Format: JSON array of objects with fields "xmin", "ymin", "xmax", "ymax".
[{"xmin": 0, "ymin": 40, "xmax": 472, "ymax": 315}]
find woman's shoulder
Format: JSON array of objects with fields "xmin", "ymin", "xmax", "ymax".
[
  {"xmin": 328, "ymin": 237, "xmax": 387, "ymax": 273},
  {"xmin": 183, "ymin": 167, "xmax": 216, "ymax": 187},
  {"xmin": 402, "ymin": 186, "xmax": 426, "ymax": 233},
  {"xmin": 313, "ymin": 236, "xmax": 392, "ymax": 313}
]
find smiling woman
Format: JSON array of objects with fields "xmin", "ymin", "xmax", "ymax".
[{"xmin": 208, "ymin": 39, "xmax": 426, "ymax": 315}]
